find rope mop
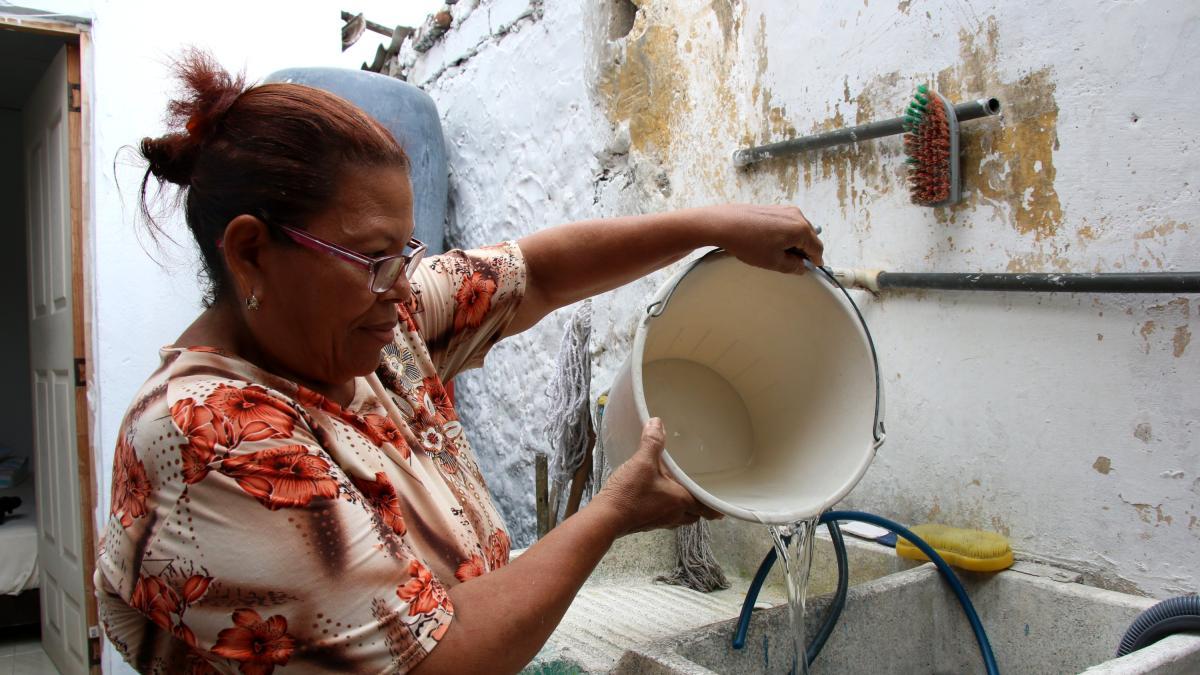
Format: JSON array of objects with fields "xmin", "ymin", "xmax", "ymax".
[
  {"xmin": 656, "ymin": 518, "xmax": 730, "ymax": 593},
  {"xmin": 542, "ymin": 300, "xmax": 593, "ymax": 525}
]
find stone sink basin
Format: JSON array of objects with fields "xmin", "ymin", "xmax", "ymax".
[
  {"xmin": 523, "ymin": 520, "xmax": 1200, "ymax": 674},
  {"xmin": 613, "ymin": 557, "xmax": 1200, "ymax": 674}
]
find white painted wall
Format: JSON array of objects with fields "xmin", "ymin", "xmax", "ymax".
[{"xmin": 404, "ymin": 0, "xmax": 1199, "ymax": 598}]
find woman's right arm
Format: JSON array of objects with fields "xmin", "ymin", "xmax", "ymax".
[{"xmin": 411, "ymin": 418, "xmax": 721, "ymax": 675}]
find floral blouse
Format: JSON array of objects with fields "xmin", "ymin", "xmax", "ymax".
[{"xmin": 97, "ymin": 242, "xmax": 527, "ymax": 674}]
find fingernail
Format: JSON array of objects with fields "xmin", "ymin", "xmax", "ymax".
[{"xmin": 649, "ymin": 417, "xmax": 663, "ymax": 431}]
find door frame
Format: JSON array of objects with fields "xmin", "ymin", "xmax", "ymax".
[{"xmin": 1, "ymin": 14, "xmax": 99, "ymax": 671}]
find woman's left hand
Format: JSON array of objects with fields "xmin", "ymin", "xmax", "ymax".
[{"xmin": 695, "ymin": 204, "xmax": 825, "ymax": 273}]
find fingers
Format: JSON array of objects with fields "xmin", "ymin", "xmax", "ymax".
[
  {"xmin": 636, "ymin": 417, "xmax": 666, "ymax": 462},
  {"xmin": 788, "ymin": 209, "xmax": 824, "ymax": 268},
  {"xmin": 758, "ymin": 204, "xmax": 826, "ymax": 271}
]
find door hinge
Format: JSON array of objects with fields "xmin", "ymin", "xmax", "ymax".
[
  {"xmin": 68, "ymin": 82, "xmax": 82, "ymax": 113},
  {"xmin": 74, "ymin": 357, "xmax": 86, "ymax": 387},
  {"xmin": 88, "ymin": 634, "xmax": 102, "ymax": 666}
]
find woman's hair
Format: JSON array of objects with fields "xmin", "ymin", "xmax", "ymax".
[{"xmin": 140, "ymin": 49, "xmax": 409, "ymax": 306}]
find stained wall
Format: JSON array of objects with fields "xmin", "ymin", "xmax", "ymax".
[{"xmin": 399, "ymin": 0, "xmax": 1199, "ymax": 597}]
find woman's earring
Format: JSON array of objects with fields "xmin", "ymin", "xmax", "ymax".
[{"xmin": 246, "ymin": 293, "xmax": 260, "ymax": 311}]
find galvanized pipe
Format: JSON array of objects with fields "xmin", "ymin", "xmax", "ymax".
[
  {"xmin": 733, "ymin": 97, "xmax": 1001, "ymax": 167},
  {"xmin": 829, "ymin": 269, "xmax": 1200, "ymax": 294}
]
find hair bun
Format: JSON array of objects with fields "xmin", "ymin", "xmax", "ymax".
[
  {"xmin": 140, "ymin": 133, "xmax": 196, "ymax": 186},
  {"xmin": 140, "ymin": 48, "xmax": 247, "ymax": 186}
]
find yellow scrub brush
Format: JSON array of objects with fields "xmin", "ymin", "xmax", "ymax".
[{"xmin": 896, "ymin": 524, "xmax": 1014, "ymax": 572}]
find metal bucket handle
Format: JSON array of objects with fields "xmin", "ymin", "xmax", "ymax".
[{"xmin": 645, "ymin": 249, "xmax": 886, "ymax": 450}]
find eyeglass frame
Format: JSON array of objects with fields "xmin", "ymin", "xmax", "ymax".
[{"xmin": 274, "ymin": 223, "xmax": 427, "ymax": 293}]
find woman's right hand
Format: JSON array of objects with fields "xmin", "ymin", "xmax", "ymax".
[{"xmin": 594, "ymin": 418, "xmax": 723, "ymax": 536}]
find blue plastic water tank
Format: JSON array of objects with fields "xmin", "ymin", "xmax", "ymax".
[{"xmin": 264, "ymin": 68, "xmax": 448, "ymax": 255}]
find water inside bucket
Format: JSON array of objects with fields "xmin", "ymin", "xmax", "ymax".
[{"xmin": 642, "ymin": 358, "xmax": 754, "ymax": 475}]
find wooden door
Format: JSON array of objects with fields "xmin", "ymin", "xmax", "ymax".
[{"xmin": 24, "ymin": 45, "xmax": 89, "ymax": 675}]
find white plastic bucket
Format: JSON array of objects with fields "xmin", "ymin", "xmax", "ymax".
[{"xmin": 602, "ymin": 251, "xmax": 885, "ymax": 525}]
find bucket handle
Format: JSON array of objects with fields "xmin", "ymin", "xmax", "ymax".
[{"xmin": 645, "ymin": 250, "xmax": 887, "ymax": 451}]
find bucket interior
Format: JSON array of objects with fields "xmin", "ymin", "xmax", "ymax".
[{"xmin": 639, "ymin": 256, "xmax": 876, "ymax": 521}]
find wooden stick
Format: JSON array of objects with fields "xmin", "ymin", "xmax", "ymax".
[
  {"xmin": 562, "ymin": 417, "xmax": 596, "ymax": 520},
  {"xmin": 535, "ymin": 454, "xmax": 549, "ymax": 539}
]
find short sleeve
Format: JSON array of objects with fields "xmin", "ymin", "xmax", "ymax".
[
  {"xmin": 98, "ymin": 376, "xmax": 455, "ymax": 674},
  {"xmin": 407, "ymin": 241, "xmax": 527, "ymax": 381}
]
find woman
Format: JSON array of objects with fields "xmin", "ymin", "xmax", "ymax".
[{"xmin": 98, "ymin": 51, "xmax": 824, "ymax": 674}]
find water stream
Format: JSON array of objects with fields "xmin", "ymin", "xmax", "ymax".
[{"xmin": 768, "ymin": 517, "xmax": 820, "ymax": 675}]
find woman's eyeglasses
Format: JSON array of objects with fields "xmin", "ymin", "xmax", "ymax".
[{"xmin": 276, "ymin": 224, "xmax": 427, "ymax": 293}]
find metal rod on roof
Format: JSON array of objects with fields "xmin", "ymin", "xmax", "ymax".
[{"xmin": 340, "ymin": 10, "xmax": 398, "ymax": 37}]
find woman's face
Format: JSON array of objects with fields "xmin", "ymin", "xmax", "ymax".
[{"xmin": 250, "ymin": 164, "xmax": 416, "ymax": 388}]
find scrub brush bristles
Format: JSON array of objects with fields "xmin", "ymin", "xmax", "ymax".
[
  {"xmin": 903, "ymin": 85, "xmax": 961, "ymax": 207},
  {"xmin": 895, "ymin": 523, "xmax": 1014, "ymax": 573}
]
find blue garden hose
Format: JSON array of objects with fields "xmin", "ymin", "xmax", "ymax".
[{"xmin": 732, "ymin": 510, "xmax": 1000, "ymax": 675}]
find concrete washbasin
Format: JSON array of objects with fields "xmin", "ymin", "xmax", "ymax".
[
  {"xmin": 523, "ymin": 519, "xmax": 1200, "ymax": 674},
  {"xmin": 613, "ymin": 560, "xmax": 1200, "ymax": 674}
]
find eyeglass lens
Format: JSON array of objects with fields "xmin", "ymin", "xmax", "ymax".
[{"xmin": 369, "ymin": 248, "xmax": 425, "ymax": 293}]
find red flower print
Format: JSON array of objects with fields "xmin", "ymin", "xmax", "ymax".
[
  {"xmin": 220, "ymin": 445, "xmax": 338, "ymax": 510},
  {"xmin": 455, "ymin": 554, "xmax": 485, "ymax": 582},
  {"xmin": 173, "ymin": 622, "xmax": 198, "ymax": 648},
  {"xmin": 111, "ymin": 437, "xmax": 151, "ymax": 528},
  {"xmin": 171, "ymin": 398, "xmax": 228, "ymax": 452},
  {"xmin": 420, "ymin": 377, "xmax": 457, "ymax": 422},
  {"xmin": 351, "ymin": 471, "xmax": 407, "ymax": 536},
  {"xmin": 183, "ymin": 574, "xmax": 213, "ymax": 604},
  {"xmin": 411, "ymin": 396, "xmax": 442, "ymax": 429},
  {"xmin": 397, "ymin": 303, "xmax": 420, "ymax": 334},
  {"xmin": 363, "ymin": 414, "xmax": 409, "ymax": 452},
  {"xmin": 212, "ymin": 608, "xmax": 295, "ymax": 675},
  {"xmin": 453, "ymin": 271, "xmax": 497, "ymax": 332},
  {"xmin": 296, "ymin": 385, "xmax": 341, "ymax": 416},
  {"xmin": 130, "ymin": 574, "xmax": 181, "ymax": 630},
  {"xmin": 487, "ymin": 530, "xmax": 511, "ymax": 570},
  {"xmin": 205, "ymin": 384, "xmax": 296, "ymax": 446},
  {"xmin": 397, "ymin": 560, "xmax": 452, "ymax": 616},
  {"xmin": 171, "ymin": 399, "xmax": 227, "ymax": 483}
]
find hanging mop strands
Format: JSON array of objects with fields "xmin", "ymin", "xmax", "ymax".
[
  {"xmin": 903, "ymin": 85, "xmax": 962, "ymax": 206},
  {"xmin": 542, "ymin": 299, "xmax": 594, "ymax": 526}
]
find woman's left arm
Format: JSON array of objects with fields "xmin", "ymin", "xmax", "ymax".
[{"xmin": 505, "ymin": 204, "xmax": 824, "ymax": 336}]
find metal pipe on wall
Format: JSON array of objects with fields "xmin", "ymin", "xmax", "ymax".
[
  {"xmin": 828, "ymin": 269, "xmax": 1200, "ymax": 294},
  {"xmin": 734, "ymin": 98, "xmax": 1002, "ymax": 167}
]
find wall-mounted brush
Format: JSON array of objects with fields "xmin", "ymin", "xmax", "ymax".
[
  {"xmin": 733, "ymin": 87, "xmax": 1000, "ymax": 207},
  {"xmin": 903, "ymin": 85, "xmax": 961, "ymax": 206}
]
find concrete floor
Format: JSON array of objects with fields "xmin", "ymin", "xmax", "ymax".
[{"xmin": 0, "ymin": 628, "xmax": 59, "ymax": 675}]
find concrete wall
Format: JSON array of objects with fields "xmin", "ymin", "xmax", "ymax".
[
  {"xmin": 0, "ymin": 110, "xmax": 34, "ymax": 462},
  {"xmin": 398, "ymin": 0, "xmax": 1199, "ymax": 598}
]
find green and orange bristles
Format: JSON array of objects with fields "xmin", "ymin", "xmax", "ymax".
[{"xmin": 903, "ymin": 84, "xmax": 961, "ymax": 207}]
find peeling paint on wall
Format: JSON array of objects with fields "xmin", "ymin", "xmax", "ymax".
[
  {"xmin": 408, "ymin": 0, "xmax": 1200, "ymax": 599},
  {"xmin": 934, "ymin": 18, "xmax": 1064, "ymax": 246},
  {"xmin": 1134, "ymin": 423, "xmax": 1153, "ymax": 443}
]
